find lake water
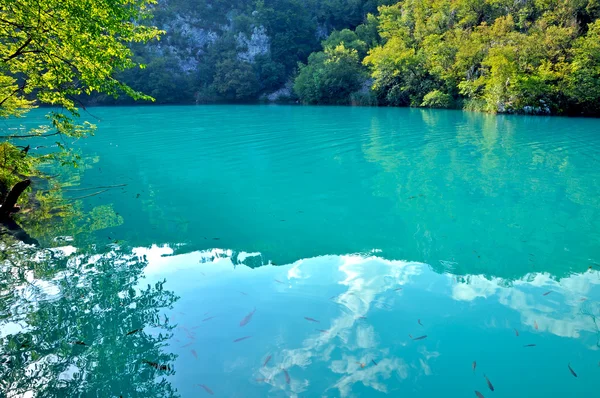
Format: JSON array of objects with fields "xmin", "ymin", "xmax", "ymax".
[{"xmin": 1, "ymin": 105, "xmax": 600, "ymax": 397}]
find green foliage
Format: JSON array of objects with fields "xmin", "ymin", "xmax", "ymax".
[
  {"xmin": 421, "ymin": 90, "xmax": 453, "ymax": 108},
  {"xmin": 91, "ymin": 1, "xmax": 396, "ymax": 104},
  {"xmin": 0, "ymin": 0, "xmax": 161, "ymax": 231},
  {"xmin": 212, "ymin": 58, "xmax": 260, "ymax": 101},
  {"xmin": 294, "ymin": 45, "xmax": 366, "ymax": 105},
  {"xmin": 358, "ymin": 0, "xmax": 600, "ymax": 114}
]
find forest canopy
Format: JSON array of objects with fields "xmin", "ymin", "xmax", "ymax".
[{"xmin": 294, "ymin": 0, "xmax": 600, "ymax": 115}]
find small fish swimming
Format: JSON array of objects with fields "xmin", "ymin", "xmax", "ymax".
[
  {"xmin": 475, "ymin": 391, "xmax": 485, "ymax": 398},
  {"xmin": 371, "ymin": 359, "xmax": 378, "ymax": 366},
  {"xmin": 143, "ymin": 360, "xmax": 170, "ymax": 371},
  {"xmin": 263, "ymin": 355, "xmax": 272, "ymax": 367},
  {"xmin": 418, "ymin": 319, "xmax": 423, "ymax": 327},
  {"xmin": 240, "ymin": 308, "xmax": 256, "ymax": 327},
  {"xmin": 523, "ymin": 344, "xmax": 536, "ymax": 347},
  {"xmin": 233, "ymin": 336, "xmax": 252, "ymax": 343},
  {"xmin": 358, "ymin": 316, "xmax": 367, "ymax": 319},
  {"xmin": 255, "ymin": 378, "xmax": 270, "ymax": 382},
  {"xmin": 409, "ymin": 335, "xmax": 427, "ymax": 341},
  {"xmin": 568, "ymin": 363, "xmax": 577, "ymax": 378},
  {"xmin": 283, "ymin": 369, "xmax": 290, "ymax": 384},
  {"xmin": 472, "ymin": 361, "xmax": 477, "ymax": 372},
  {"xmin": 274, "ymin": 279, "xmax": 284, "ymax": 284},
  {"xmin": 71, "ymin": 341, "xmax": 87, "ymax": 346},
  {"xmin": 202, "ymin": 316, "xmax": 216, "ymax": 322},
  {"xmin": 180, "ymin": 342, "xmax": 194, "ymax": 348},
  {"xmin": 197, "ymin": 384, "xmax": 214, "ymax": 395},
  {"xmin": 580, "ymin": 298, "xmax": 587, "ymax": 301},
  {"xmin": 484, "ymin": 374, "xmax": 494, "ymax": 391},
  {"xmin": 394, "ymin": 287, "xmax": 403, "ymax": 291},
  {"xmin": 542, "ymin": 291, "xmax": 552, "ymax": 296},
  {"xmin": 534, "ymin": 320, "xmax": 539, "ymax": 330},
  {"xmin": 304, "ymin": 317, "xmax": 319, "ymax": 323},
  {"xmin": 514, "ymin": 328, "xmax": 519, "ymax": 337},
  {"xmin": 191, "ymin": 349, "xmax": 198, "ymax": 359},
  {"xmin": 239, "ymin": 291, "xmax": 248, "ymax": 296},
  {"xmin": 317, "ymin": 329, "xmax": 329, "ymax": 334}
]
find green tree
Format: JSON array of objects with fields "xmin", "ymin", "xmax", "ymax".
[
  {"xmin": 0, "ymin": 0, "xmax": 162, "ymax": 224},
  {"xmin": 212, "ymin": 57, "xmax": 260, "ymax": 101},
  {"xmin": 294, "ymin": 44, "xmax": 366, "ymax": 105}
]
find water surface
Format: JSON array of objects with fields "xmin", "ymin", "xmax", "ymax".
[{"xmin": 1, "ymin": 106, "xmax": 599, "ymax": 397}]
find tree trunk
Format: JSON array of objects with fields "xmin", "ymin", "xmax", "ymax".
[{"xmin": 0, "ymin": 179, "xmax": 30, "ymax": 218}]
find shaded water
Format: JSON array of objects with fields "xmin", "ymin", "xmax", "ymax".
[{"xmin": 1, "ymin": 106, "xmax": 600, "ymax": 397}]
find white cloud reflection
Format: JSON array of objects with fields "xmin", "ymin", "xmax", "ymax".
[
  {"xmin": 135, "ymin": 245, "xmax": 600, "ymax": 396},
  {"xmin": 450, "ymin": 270, "xmax": 600, "ymax": 340}
]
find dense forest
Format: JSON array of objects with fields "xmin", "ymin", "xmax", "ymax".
[
  {"xmin": 93, "ymin": 0, "xmax": 395, "ymax": 105},
  {"xmin": 97, "ymin": 0, "xmax": 600, "ymax": 116}
]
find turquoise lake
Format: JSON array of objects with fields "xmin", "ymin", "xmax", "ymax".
[{"xmin": 1, "ymin": 105, "xmax": 600, "ymax": 397}]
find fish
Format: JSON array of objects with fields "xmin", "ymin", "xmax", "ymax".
[
  {"xmin": 514, "ymin": 328, "xmax": 519, "ymax": 337},
  {"xmin": 233, "ymin": 336, "xmax": 252, "ymax": 343},
  {"xmin": 523, "ymin": 344, "xmax": 536, "ymax": 347},
  {"xmin": 475, "ymin": 391, "xmax": 485, "ymax": 398},
  {"xmin": 239, "ymin": 291, "xmax": 248, "ymax": 296},
  {"xmin": 542, "ymin": 291, "xmax": 552, "ymax": 296},
  {"xmin": 356, "ymin": 362, "xmax": 366, "ymax": 368},
  {"xmin": 484, "ymin": 374, "xmax": 494, "ymax": 391},
  {"xmin": 283, "ymin": 369, "xmax": 290, "ymax": 384},
  {"xmin": 142, "ymin": 360, "xmax": 170, "ymax": 371},
  {"xmin": 317, "ymin": 329, "xmax": 329, "ymax": 334},
  {"xmin": 534, "ymin": 321, "xmax": 538, "ymax": 330},
  {"xmin": 371, "ymin": 359, "xmax": 378, "ymax": 366},
  {"xmin": 472, "ymin": 361, "xmax": 477, "ymax": 372},
  {"xmin": 180, "ymin": 342, "xmax": 194, "ymax": 348},
  {"xmin": 418, "ymin": 319, "xmax": 423, "ymax": 327},
  {"xmin": 568, "ymin": 363, "xmax": 577, "ymax": 378},
  {"xmin": 358, "ymin": 316, "xmax": 367, "ymax": 319},
  {"xmin": 409, "ymin": 335, "xmax": 427, "ymax": 341},
  {"xmin": 71, "ymin": 341, "xmax": 87, "ymax": 346},
  {"xmin": 191, "ymin": 349, "xmax": 198, "ymax": 359},
  {"xmin": 395, "ymin": 287, "xmax": 403, "ymax": 291},
  {"xmin": 304, "ymin": 317, "xmax": 319, "ymax": 323},
  {"xmin": 580, "ymin": 298, "xmax": 587, "ymax": 301},
  {"xmin": 256, "ymin": 378, "xmax": 270, "ymax": 382},
  {"xmin": 202, "ymin": 316, "xmax": 216, "ymax": 322},
  {"xmin": 240, "ymin": 308, "xmax": 256, "ymax": 327},
  {"xmin": 274, "ymin": 279, "xmax": 285, "ymax": 284},
  {"xmin": 197, "ymin": 384, "xmax": 214, "ymax": 395},
  {"xmin": 408, "ymin": 196, "xmax": 417, "ymax": 199},
  {"xmin": 263, "ymin": 355, "xmax": 272, "ymax": 367}
]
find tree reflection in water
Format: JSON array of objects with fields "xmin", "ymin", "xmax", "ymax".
[{"xmin": 0, "ymin": 239, "xmax": 180, "ymax": 397}]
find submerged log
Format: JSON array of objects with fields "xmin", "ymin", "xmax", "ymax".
[
  {"xmin": 0, "ymin": 179, "xmax": 30, "ymax": 218},
  {"xmin": 0, "ymin": 217, "xmax": 39, "ymax": 246},
  {"xmin": 0, "ymin": 179, "xmax": 39, "ymax": 245}
]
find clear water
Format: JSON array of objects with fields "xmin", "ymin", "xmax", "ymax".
[{"xmin": 1, "ymin": 106, "xmax": 600, "ymax": 397}]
